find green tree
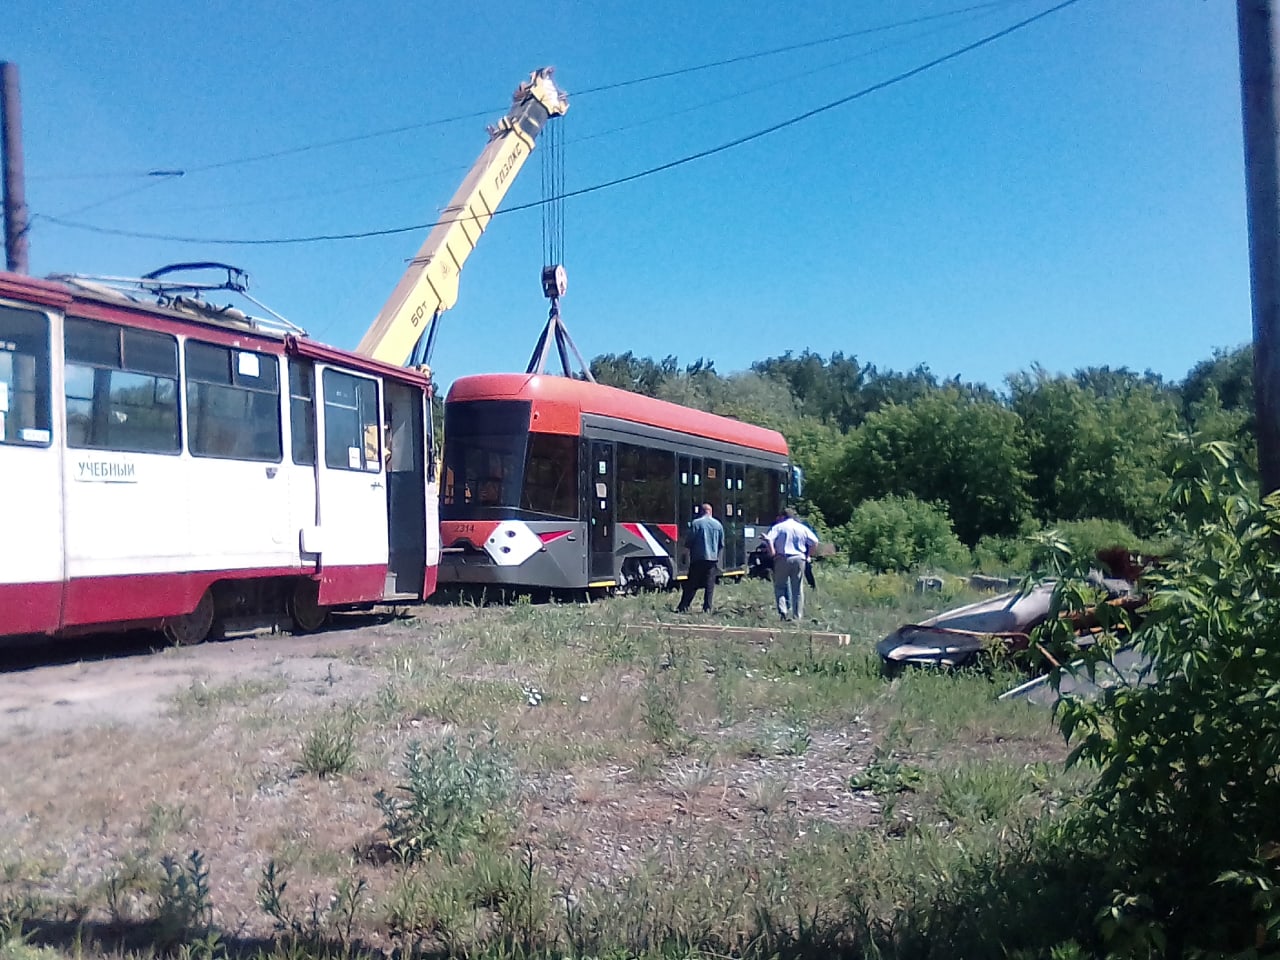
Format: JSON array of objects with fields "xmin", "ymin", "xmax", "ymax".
[
  {"xmin": 818, "ymin": 388, "xmax": 1031, "ymax": 545},
  {"xmin": 1010, "ymin": 368, "xmax": 1178, "ymax": 535},
  {"xmin": 1180, "ymin": 343, "xmax": 1253, "ymax": 416},
  {"xmin": 589, "ymin": 352, "xmax": 678, "ymax": 396},
  {"xmin": 831, "ymin": 494, "xmax": 969, "ymax": 572},
  {"xmin": 1072, "ymin": 364, "xmax": 1168, "ymax": 399},
  {"xmin": 752, "ymin": 350, "xmax": 869, "ymax": 429},
  {"xmin": 1187, "ymin": 386, "xmax": 1257, "ymax": 469},
  {"xmin": 1048, "ymin": 441, "xmax": 1280, "ymax": 955}
]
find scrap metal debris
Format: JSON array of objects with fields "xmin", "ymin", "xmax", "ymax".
[
  {"xmin": 877, "ymin": 582, "xmax": 1053, "ymax": 670},
  {"xmin": 877, "ymin": 570, "xmax": 1144, "ymax": 672},
  {"xmin": 999, "ymin": 644, "xmax": 1153, "ymax": 705}
]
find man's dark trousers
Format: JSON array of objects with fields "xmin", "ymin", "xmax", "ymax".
[{"xmin": 677, "ymin": 559, "xmax": 718, "ymax": 612}]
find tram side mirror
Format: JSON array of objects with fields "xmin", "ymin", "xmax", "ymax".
[{"xmin": 790, "ymin": 465, "xmax": 804, "ymax": 500}]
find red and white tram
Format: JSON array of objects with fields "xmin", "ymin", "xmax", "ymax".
[
  {"xmin": 0, "ymin": 271, "xmax": 439, "ymax": 643},
  {"xmin": 438, "ymin": 373, "xmax": 792, "ymax": 592}
]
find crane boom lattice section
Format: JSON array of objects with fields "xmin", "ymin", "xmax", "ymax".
[{"xmin": 355, "ymin": 68, "xmax": 569, "ymax": 367}]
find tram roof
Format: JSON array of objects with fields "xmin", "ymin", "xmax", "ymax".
[
  {"xmin": 0, "ymin": 270, "xmax": 429, "ymax": 388},
  {"xmin": 446, "ymin": 372, "xmax": 790, "ymax": 457}
]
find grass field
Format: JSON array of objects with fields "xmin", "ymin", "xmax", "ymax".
[{"xmin": 0, "ymin": 570, "xmax": 1092, "ymax": 960}]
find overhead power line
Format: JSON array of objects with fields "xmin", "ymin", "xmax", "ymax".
[
  {"xmin": 179, "ymin": 107, "xmax": 498, "ymax": 175},
  {"xmin": 52, "ymin": 171, "xmax": 184, "ymax": 218},
  {"xmin": 41, "ymin": 0, "xmax": 1086, "ymax": 247},
  {"xmin": 29, "ymin": 108, "xmax": 498, "ymax": 183},
  {"xmin": 573, "ymin": 0, "xmax": 1036, "ymax": 94},
  {"xmin": 135, "ymin": 2, "xmax": 1005, "ymax": 218},
  {"xmin": 570, "ymin": 3, "xmax": 1010, "ymax": 148},
  {"xmin": 31, "ymin": 0, "xmax": 1038, "ymax": 184}
]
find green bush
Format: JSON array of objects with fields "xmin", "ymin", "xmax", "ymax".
[
  {"xmin": 374, "ymin": 735, "xmax": 515, "ymax": 862},
  {"xmin": 298, "ymin": 709, "xmax": 359, "ymax": 778},
  {"xmin": 974, "ymin": 518, "xmax": 1167, "ymax": 577},
  {"xmin": 832, "ymin": 495, "xmax": 970, "ymax": 572},
  {"xmin": 1046, "ymin": 441, "xmax": 1280, "ymax": 954},
  {"xmin": 1036, "ymin": 518, "xmax": 1148, "ymax": 569},
  {"xmin": 972, "ymin": 534, "xmax": 1035, "ymax": 576},
  {"xmin": 932, "ymin": 761, "xmax": 1038, "ymax": 826}
]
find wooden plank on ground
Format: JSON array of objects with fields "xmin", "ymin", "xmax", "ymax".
[{"xmin": 594, "ymin": 622, "xmax": 851, "ymax": 646}]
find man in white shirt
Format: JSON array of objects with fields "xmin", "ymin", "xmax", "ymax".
[{"xmin": 764, "ymin": 507, "xmax": 820, "ymax": 621}]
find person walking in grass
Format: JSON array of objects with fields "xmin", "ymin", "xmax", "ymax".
[
  {"xmin": 765, "ymin": 507, "xmax": 820, "ymax": 621},
  {"xmin": 676, "ymin": 502, "xmax": 724, "ymax": 614}
]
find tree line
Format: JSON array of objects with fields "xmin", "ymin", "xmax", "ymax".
[{"xmin": 588, "ymin": 345, "xmax": 1256, "ymax": 572}]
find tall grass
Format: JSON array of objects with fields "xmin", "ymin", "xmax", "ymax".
[{"xmin": 1, "ymin": 568, "xmax": 1092, "ymax": 960}]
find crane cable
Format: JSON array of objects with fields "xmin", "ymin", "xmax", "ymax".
[{"xmin": 540, "ymin": 115, "xmax": 566, "ymax": 269}]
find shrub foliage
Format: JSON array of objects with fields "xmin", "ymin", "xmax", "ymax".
[
  {"xmin": 374, "ymin": 735, "xmax": 515, "ymax": 862},
  {"xmin": 832, "ymin": 494, "xmax": 969, "ymax": 572},
  {"xmin": 1047, "ymin": 440, "xmax": 1280, "ymax": 955}
]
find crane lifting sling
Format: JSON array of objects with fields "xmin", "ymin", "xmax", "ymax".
[{"xmin": 356, "ymin": 68, "xmax": 569, "ymax": 368}]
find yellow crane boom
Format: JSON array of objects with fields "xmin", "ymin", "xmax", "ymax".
[{"xmin": 356, "ymin": 68, "xmax": 569, "ymax": 366}]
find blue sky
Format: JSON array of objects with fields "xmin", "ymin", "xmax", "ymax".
[{"xmin": 9, "ymin": 0, "xmax": 1250, "ymax": 393}]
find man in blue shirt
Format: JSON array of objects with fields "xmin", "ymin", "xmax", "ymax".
[{"xmin": 676, "ymin": 502, "xmax": 724, "ymax": 613}]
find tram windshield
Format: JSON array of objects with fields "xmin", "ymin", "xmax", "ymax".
[{"xmin": 442, "ymin": 400, "xmax": 578, "ymax": 520}]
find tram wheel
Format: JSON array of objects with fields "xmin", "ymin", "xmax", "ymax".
[
  {"xmin": 161, "ymin": 590, "xmax": 215, "ymax": 646},
  {"xmin": 289, "ymin": 579, "xmax": 331, "ymax": 633}
]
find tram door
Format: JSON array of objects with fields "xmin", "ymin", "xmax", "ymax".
[
  {"xmin": 314, "ymin": 365, "xmax": 390, "ymax": 604},
  {"xmin": 383, "ymin": 381, "xmax": 426, "ymax": 599},
  {"xmin": 676, "ymin": 455, "xmax": 703, "ymax": 577},
  {"xmin": 725, "ymin": 463, "xmax": 745, "ymax": 570},
  {"xmin": 0, "ymin": 305, "xmax": 62, "ymax": 634},
  {"xmin": 588, "ymin": 439, "xmax": 615, "ymax": 584}
]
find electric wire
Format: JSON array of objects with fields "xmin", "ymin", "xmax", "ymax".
[
  {"xmin": 117, "ymin": 4, "xmax": 997, "ymax": 218},
  {"xmin": 29, "ymin": 0, "xmax": 1039, "ymax": 184},
  {"xmin": 179, "ymin": 107, "xmax": 499, "ymax": 175},
  {"xmin": 29, "ymin": 107, "xmax": 497, "ymax": 182},
  {"xmin": 40, "ymin": 0, "xmax": 1086, "ymax": 247},
  {"xmin": 51, "ymin": 172, "xmax": 185, "ymax": 218},
  {"xmin": 569, "ymin": 3, "xmax": 1007, "ymax": 147},
  {"xmin": 124, "ymin": 162, "xmax": 470, "ymax": 215},
  {"xmin": 572, "ymin": 0, "xmax": 1036, "ymax": 95}
]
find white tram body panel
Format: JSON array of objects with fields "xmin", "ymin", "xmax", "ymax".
[{"xmin": 0, "ymin": 272, "xmax": 438, "ymax": 640}]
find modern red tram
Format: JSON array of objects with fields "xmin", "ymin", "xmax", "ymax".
[
  {"xmin": 0, "ymin": 271, "xmax": 439, "ymax": 644},
  {"xmin": 438, "ymin": 373, "xmax": 791, "ymax": 591}
]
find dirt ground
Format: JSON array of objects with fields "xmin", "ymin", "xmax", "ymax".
[
  {"xmin": 0, "ymin": 590, "xmax": 1067, "ymax": 956},
  {"xmin": 0, "ymin": 608, "xmax": 470, "ymax": 734},
  {"xmin": 0, "ymin": 602, "xmax": 883, "ymax": 943}
]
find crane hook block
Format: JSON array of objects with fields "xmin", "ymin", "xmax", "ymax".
[{"xmin": 541, "ymin": 264, "xmax": 568, "ymax": 299}]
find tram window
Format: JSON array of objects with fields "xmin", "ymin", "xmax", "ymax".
[
  {"xmin": 0, "ymin": 306, "xmax": 52, "ymax": 446},
  {"xmin": 288, "ymin": 360, "xmax": 316, "ymax": 466},
  {"xmin": 322, "ymin": 369, "xmax": 380, "ymax": 472},
  {"xmin": 522, "ymin": 433, "xmax": 577, "ymax": 518},
  {"xmin": 769, "ymin": 471, "xmax": 785, "ymax": 520},
  {"xmin": 644, "ymin": 447, "xmax": 675, "ymax": 519},
  {"xmin": 744, "ymin": 466, "xmax": 774, "ymax": 524},
  {"xmin": 64, "ymin": 318, "xmax": 179, "ymax": 454},
  {"xmin": 185, "ymin": 340, "xmax": 281, "ymax": 461},
  {"xmin": 617, "ymin": 444, "xmax": 641, "ymax": 518},
  {"xmin": 617, "ymin": 443, "xmax": 675, "ymax": 521}
]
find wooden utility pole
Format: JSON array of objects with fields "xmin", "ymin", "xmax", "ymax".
[
  {"xmin": 1, "ymin": 62, "xmax": 28, "ymax": 274},
  {"xmin": 1238, "ymin": 1, "xmax": 1280, "ymax": 492}
]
